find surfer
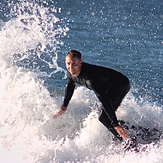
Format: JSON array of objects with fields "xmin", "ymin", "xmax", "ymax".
[{"xmin": 53, "ymin": 50, "xmax": 131, "ymax": 141}]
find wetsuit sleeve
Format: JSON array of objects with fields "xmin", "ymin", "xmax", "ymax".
[
  {"xmin": 103, "ymin": 104, "xmax": 119, "ymax": 127},
  {"xmin": 96, "ymin": 94, "xmax": 119, "ymax": 127},
  {"xmin": 62, "ymin": 77, "xmax": 75, "ymax": 107},
  {"xmin": 108, "ymin": 109, "xmax": 119, "ymax": 127}
]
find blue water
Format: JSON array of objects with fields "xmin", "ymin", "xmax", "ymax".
[{"xmin": 0, "ymin": 0, "xmax": 162, "ymax": 162}]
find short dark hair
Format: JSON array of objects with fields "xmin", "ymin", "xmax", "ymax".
[{"xmin": 66, "ymin": 50, "xmax": 81, "ymax": 59}]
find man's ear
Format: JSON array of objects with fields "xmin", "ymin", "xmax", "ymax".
[{"xmin": 80, "ymin": 60, "xmax": 82, "ymax": 66}]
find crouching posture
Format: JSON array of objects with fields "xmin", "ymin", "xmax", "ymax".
[{"xmin": 53, "ymin": 50, "xmax": 131, "ymax": 141}]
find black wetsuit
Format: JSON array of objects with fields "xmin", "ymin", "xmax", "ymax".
[{"xmin": 63, "ymin": 62, "xmax": 130, "ymax": 140}]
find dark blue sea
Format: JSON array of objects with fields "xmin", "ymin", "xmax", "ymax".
[{"xmin": 0, "ymin": 0, "xmax": 162, "ymax": 162}]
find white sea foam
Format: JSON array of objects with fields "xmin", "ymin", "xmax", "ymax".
[{"xmin": 0, "ymin": 1, "xmax": 162, "ymax": 163}]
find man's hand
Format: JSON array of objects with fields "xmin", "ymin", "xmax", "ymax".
[
  {"xmin": 53, "ymin": 106, "xmax": 67, "ymax": 119},
  {"xmin": 114, "ymin": 125, "xmax": 129, "ymax": 140}
]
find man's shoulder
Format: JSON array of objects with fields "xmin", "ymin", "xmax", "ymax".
[
  {"xmin": 82, "ymin": 62, "xmax": 96, "ymax": 72},
  {"xmin": 82, "ymin": 62, "xmax": 97, "ymax": 69},
  {"xmin": 82, "ymin": 62, "xmax": 121, "ymax": 76},
  {"xmin": 82, "ymin": 62, "xmax": 109, "ymax": 71}
]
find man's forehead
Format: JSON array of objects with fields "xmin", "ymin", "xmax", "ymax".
[{"xmin": 65, "ymin": 56, "xmax": 80, "ymax": 62}]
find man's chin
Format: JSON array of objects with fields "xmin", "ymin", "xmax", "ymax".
[
  {"xmin": 69, "ymin": 71, "xmax": 80, "ymax": 77},
  {"xmin": 70, "ymin": 72, "xmax": 76, "ymax": 76}
]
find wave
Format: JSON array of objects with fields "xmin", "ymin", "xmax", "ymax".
[
  {"xmin": 0, "ymin": 83, "xmax": 163, "ymax": 162},
  {"xmin": 0, "ymin": 0, "xmax": 162, "ymax": 162}
]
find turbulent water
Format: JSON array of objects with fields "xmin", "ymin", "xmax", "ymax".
[{"xmin": 0, "ymin": 0, "xmax": 162, "ymax": 162}]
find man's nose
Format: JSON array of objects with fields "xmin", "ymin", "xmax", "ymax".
[{"xmin": 69, "ymin": 64, "xmax": 73, "ymax": 70}]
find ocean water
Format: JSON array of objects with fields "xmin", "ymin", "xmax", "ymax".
[{"xmin": 0, "ymin": 0, "xmax": 162, "ymax": 162}]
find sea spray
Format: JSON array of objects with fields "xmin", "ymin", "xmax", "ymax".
[{"xmin": 0, "ymin": 0, "xmax": 162, "ymax": 163}]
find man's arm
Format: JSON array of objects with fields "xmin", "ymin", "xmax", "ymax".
[
  {"xmin": 106, "ymin": 109, "xmax": 129, "ymax": 139},
  {"xmin": 114, "ymin": 126, "xmax": 129, "ymax": 139},
  {"xmin": 95, "ymin": 94, "xmax": 129, "ymax": 140},
  {"xmin": 62, "ymin": 78, "xmax": 75, "ymax": 107},
  {"xmin": 53, "ymin": 77, "xmax": 75, "ymax": 119},
  {"xmin": 53, "ymin": 106, "xmax": 67, "ymax": 119}
]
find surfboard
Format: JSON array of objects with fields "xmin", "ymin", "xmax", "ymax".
[{"xmin": 118, "ymin": 120, "xmax": 162, "ymax": 152}]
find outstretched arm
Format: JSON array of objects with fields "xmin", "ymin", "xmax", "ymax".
[
  {"xmin": 63, "ymin": 76, "xmax": 75, "ymax": 107},
  {"xmin": 53, "ymin": 106, "xmax": 67, "ymax": 119},
  {"xmin": 53, "ymin": 76, "xmax": 75, "ymax": 119}
]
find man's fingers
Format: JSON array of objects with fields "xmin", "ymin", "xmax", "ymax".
[
  {"xmin": 114, "ymin": 126, "xmax": 129, "ymax": 140},
  {"xmin": 53, "ymin": 109, "xmax": 66, "ymax": 119},
  {"xmin": 120, "ymin": 129, "xmax": 128, "ymax": 139}
]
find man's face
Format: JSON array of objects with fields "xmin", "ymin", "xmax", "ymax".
[{"xmin": 65, "ymin": 56, "xmax": 82, "ymax": 77}]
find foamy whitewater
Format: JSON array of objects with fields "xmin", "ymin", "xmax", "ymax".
[{"xmin": 0, "ymin": 0, "xmax": 162, "ymax": 163}]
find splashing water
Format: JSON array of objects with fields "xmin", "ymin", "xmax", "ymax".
[
  {"xmin": 0, "ymin": 1, "xmax": 163, "ymax": 163},
  {"xmin": 0, "ymin": 1, "xmax": 67, "ymax": 162},
  {"xmin": 0, "ymin": 0, "xmax": 67, "ymax": 74}
]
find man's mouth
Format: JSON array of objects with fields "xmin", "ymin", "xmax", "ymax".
[
  {"xmin": 70, "ymin": 70, "xmax": 76, "ymax": 74},
  {"xmin": 72, "ymin": 71, "xmax": 76, "ymax": 74}
]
